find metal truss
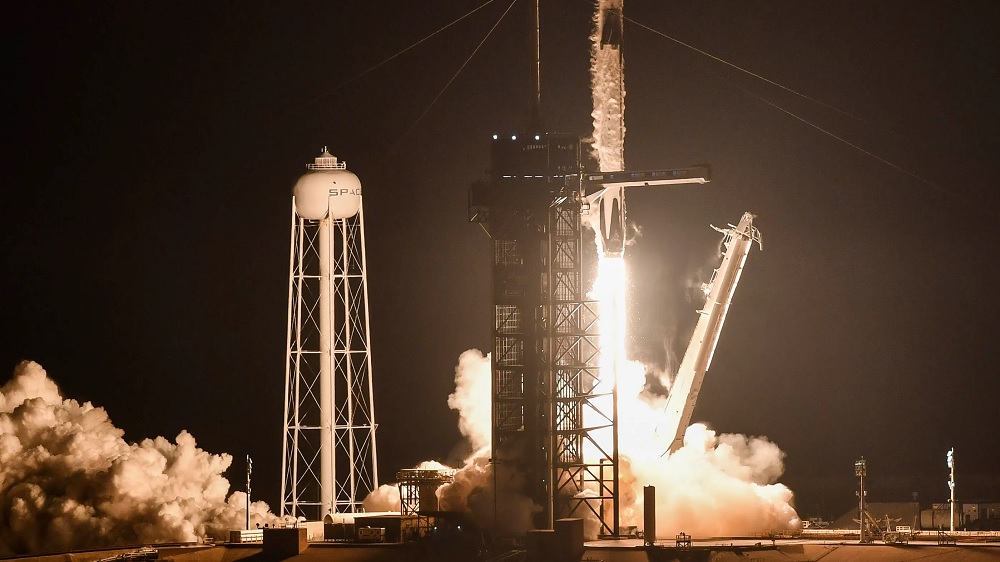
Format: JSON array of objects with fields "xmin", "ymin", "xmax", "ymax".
[
  {"xmin": 282, "ymin": 203, "xmax": 379, "ymax": 520},
  {"xmin": 547, "ymin": 193, "xmax": 618, "ymax": 536},
  {"xmin": 398, "ymin": 468, "xmax": 456, "ymax": 515}
]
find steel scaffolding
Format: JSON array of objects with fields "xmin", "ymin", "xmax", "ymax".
[
  {"xmin": 470, "ymin": 133, "xmax": 619, "ymax": 534},
  {"xmin": 548, "ymin": 192, "xmax": 617, "ymax": 536}
]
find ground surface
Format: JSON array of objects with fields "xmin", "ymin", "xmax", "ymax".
[{"xmin": 9, "ymin": 538, "xmax": 1000, "ymax": 562}]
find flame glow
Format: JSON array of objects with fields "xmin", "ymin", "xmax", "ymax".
[{"xmin": 586, "ymin": 239, "xmax": 800, "ymax": 536}]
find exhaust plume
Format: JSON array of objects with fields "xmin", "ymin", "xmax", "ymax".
[
  {"xmin": 590, "ymin": 0, "xmax": 626, "ymax": 171},
  {"xmin": 447, "ymin": 349, "xmax": 492, "ymax": 453},
  {"xmin": 626, "ymin": 423, "xmax": 800, "ymax": 536},
  {"xmin": 0, "ymin": 361, "xmax": 278, "ymax": 555},
  {"xmin": 363, "ymin": 350, "xmax": 541, "ymax": 536}
]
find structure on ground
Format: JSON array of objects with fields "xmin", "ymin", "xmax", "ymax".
[
  {"xmin": 468, "ymin": 0, "xmax": 713, "ymax": 536},
  {"xmin": 281, "ymin": 149, "xmax": 379, "ymax": 520},
  {"xmin": 660, "ymin": 212, "xmax": 762, "ymax": 454}
]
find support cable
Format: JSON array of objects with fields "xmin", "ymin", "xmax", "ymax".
[
  {"xmin": 627, "ymin": 17, "xmax": 950, "ymax": 196},
  {"xmin": 628, "ymin": 18, "xmax": 913, "ymax": 145},
  {"xmin": 748, "ymin": 93, "xmax": 948, "ymax": 195},
  {"xmin": 302, "ymin": 1, "xmax": 497, "ymax": 109},
  {"xmin": 387, "ymin": 0, "xmax": 520, "ymax": 156}
]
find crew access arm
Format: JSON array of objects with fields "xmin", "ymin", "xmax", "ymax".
[{"xmin": 662, "ymin": 212, "xmax": 762, "ymax": 454}]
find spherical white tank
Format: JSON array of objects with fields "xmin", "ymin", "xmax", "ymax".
[{"xmin": 293, "ymin": 150, "xmax": 362, "ymax": 220}]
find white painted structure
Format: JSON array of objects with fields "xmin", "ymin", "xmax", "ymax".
[
  {"xmin": 661, "ymin": 212, "xmax": 762, "ymax": 454},
  {"xmin": 282, "ymin": 149, "xmax": 378, "ymax": 519}
]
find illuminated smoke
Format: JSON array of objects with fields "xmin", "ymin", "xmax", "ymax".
[
  {"xmin": 439, "ymin": 350, "xmax": 540, "ymax": 535},
  {"xmin": 590, "ymin": 0, "xmax": 626, "ymax": 172},
  {"xmin": 583, "ymin": 244, "xmax": 800, "ymax": 537},
  {"xmin": 584, "ymin": 0, "xmax": 799, "ymax": 537},
  {"xmin": 362, "ymin": 484, "xmax": 402, "ymax": 513},
  {"xmin": 446, "ymin": 349, "xmax": 492, "ymax": 452},
  {"xmin": 0, "ymin": 361, "xmax": 279, "ymax": 556},
  {"xmin": 626, "ymin": 424, "xmax": 799, "ymax": 536},
  {"xmin": 362, "ymin": 350, "xmax": 540, "ymax": 536}
]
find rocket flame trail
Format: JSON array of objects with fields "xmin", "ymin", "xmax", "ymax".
[
  {"xmin": 587, "ymin": 0, "xmax": 800, "ymax": 538},
  {"xmin": 586, "ymin": 0, "xmax": 628, "ymax": 470},
  {"xmin": 373, "ymin": 0, "xmax": 798, "ymax": 539}
]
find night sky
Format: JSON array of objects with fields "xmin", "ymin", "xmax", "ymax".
[{"xmin": 7, "ymin": 1, "xmax": 999, "ymax": 522}]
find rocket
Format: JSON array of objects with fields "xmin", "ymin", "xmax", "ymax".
[
  {"xmin": 597, "ymin": 186, "xmax": 626, "ymax": 257},
  {"xmin": 599, "ymin": 2, "xmax": 623, "ymax": 48},
  {"xmin": 592, "ymin": 0, "xmax": 626, "ymax": 257}
]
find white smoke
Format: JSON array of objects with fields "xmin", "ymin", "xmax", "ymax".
[
  {"xmin": 364, "ymin": 343, "xmax": 797, "ymax": 539},
  {"xmin": 590, "ymin": 0, "xmax": 625, "ymax": 172},
  {"xmin": 362, "ymin": 484, "xmax": 401, "ymax": 513},
  {"xmin": 362, "ymin": 349, "xmax": 540, "ymax": 536},
  {"xmin": 607, "ymin": 356, "xmax": 800, "ymax": 536},
  {"xmin": 626, "ymin": 424, "xmax": 800, "ymax": 537},
  {"xmin": 446, "ymin": 349, "xmax": 492, "ymax": 452},
  {"xmin": 0, "ymin": 361, "xmax": 279, "ymax": 556},
  {"xmin": 440, "ymin": 350, "xmax": 540, "ymax": 535}
]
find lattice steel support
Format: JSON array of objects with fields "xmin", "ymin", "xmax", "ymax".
[
  {"xmin": 282, "ymin": 202, "xmax": 379, "ymax": 520},
  {"xmin": 548, "ymin": 192, "xmax": 618, "ymax": 536}
]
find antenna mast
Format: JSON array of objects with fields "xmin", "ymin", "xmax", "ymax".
[{"xmin": 530, "ymin": 0, "xmax": 541, "ymax": 127}]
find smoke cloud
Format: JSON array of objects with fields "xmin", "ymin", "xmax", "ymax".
[
  {"xmin": 362, "ymin": 350, "xmax": 541, "ymax": 536},
  {"xmin": 605, "ymin": 355, "xmax": 800, "ymax": 537},
  {"xmin": 0, "ymin": 361, "xmax": 278, "ymax": 555},
  {"xmin": 590, "ymin": 0, "xmax": 626, "ymax": 172},
  {"xmin": 440, "ymin": 350, "xmax": 542, "ymax": 535},
  {"xmin": 625, "ymin": 423, "xmax": 800, "ymax": 537},
  {"xmin": 446, "ymin": 349, "xmax": 491, "ymax": 453},
  {"xmin": 362, "ymin": 484, "xmax": 401, "ymax": 513},
  {"xmin": 368, "ymin": 345, "xmax": 798, "ymax": 540}
]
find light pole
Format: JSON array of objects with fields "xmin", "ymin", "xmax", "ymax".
[
  {"xmin": 855, "ymin": 458, "xmax": 868, "ymax": 543},
  {"xmin": 947, "ymin": 448, "xmax": 955, "ymax": 532},
  {"xmin": 246, "ymin": 455, "xmax": 253, "ymax": 530}
]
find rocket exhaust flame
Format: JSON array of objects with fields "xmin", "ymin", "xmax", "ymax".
[
  {"xmin": 582, "ymin": 217, "xmax": 798, "ymax": 536},
  {"xmin": 584, "ymin": 0, "xmax": 798, "ymax": 538},
  {"xmin": 380, "ymin": 0, "xmax": 797, "ymax": 540}
]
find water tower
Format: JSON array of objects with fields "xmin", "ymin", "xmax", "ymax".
[{"xmin": 281, "ymin": 148, "xmax": 378, "ymax": 520}]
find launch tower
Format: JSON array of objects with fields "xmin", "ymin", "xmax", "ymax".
[
  {"xmin": 469, "ymin": 0, "xmax": 710, "ymax": 537},
  {"xmin": 282, "ymin": 149, "xmax": 379, "ymax": 520},
  {"xmin": 470, "ymin": 132, "xmax": 605, "ymax": 532}
]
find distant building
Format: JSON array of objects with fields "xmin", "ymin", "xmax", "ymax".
[
  {"xmin": 918, "ymin": 501, "xmax": 1000, "ymax": 530},
  {"xmin": 960, "ymin": 501, "xmax": 1000, "ymax": 530},
  {"xmin": 922, "ymin": 503, "xmax": 957, "ymax": 530}
]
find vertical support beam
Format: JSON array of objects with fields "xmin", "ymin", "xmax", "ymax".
[
  {"xmin": 280, "ymin": 205, "xmax": 297, "ymax": 516},
  {"xmin": 548, "ymin": 189, "xmax": 617, "ymax": 537},
  {"xmin": 531, "ymin": 0, "xmax": 541, "ymax": 126},
  {"xmin": 643, "ymin": 485, "xmax": 656, "ymax": 546},
  {"xmin": 948, "ymin": 448, "xmax": 955, "ymax": 532},
  {"xmin": 856, "ymin": 458, "xmax": 867, "ymax": 543},
  {"xmin": 319, "ymin": 218, "xmax": 334, "ymax": 515}
]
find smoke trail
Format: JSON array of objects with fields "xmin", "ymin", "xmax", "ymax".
[
  {"xmin": 590, "ymin": 0, "xmax": 625, "ymax": 172},
  {"xmin": 584, "ymin": 0, "xmax": 800, "ymax": 539},
  {"xmin": 0, "ymin": 361, "xmax": 279, "ymax": 555}
]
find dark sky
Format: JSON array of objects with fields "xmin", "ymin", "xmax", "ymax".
[{"xmin": 6, "ymin": 1, "xmax": 999, "ymax": 521}]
